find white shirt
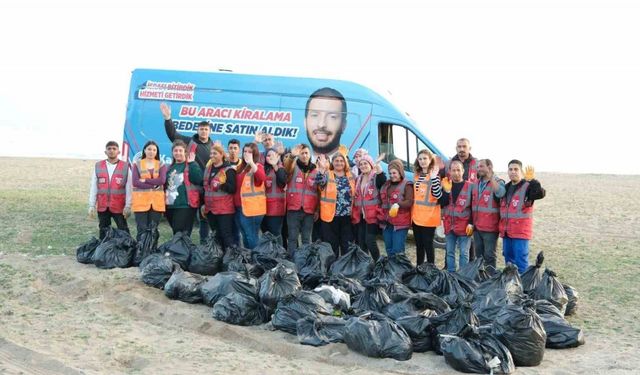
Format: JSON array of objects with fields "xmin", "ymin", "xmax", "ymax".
[{"xmin": 88, "ymin": 160, "xmax": 133, "ymax": 209}]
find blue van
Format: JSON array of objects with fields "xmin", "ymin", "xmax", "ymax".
[{"xmin": 121, "ymin": 68, "xmax": 448, "ymax": 246}]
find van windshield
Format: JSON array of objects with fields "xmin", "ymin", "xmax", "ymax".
[{"xmin": 378, "ymin": 122, "xmax": 432, "ymax": 172}]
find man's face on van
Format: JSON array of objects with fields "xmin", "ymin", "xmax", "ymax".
[{"xmin": 305, "ymin": 97, "xmax": 345, "ymax": 155}]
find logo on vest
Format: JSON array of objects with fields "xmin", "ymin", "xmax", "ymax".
[
  {"xmin": 483, "ymin": 195, "xmax": 490, "ymax": 203},
  {"xmin": 470, "ymin": 173, "xmax": 476, "ymax": 180},
  {"xmin": 266, "ymin": 180, "xmax": 272, "ymax": 188},
  {"xmin": 115, "ymin": 177, "xmax": 123, "ymax": 185},
  {"xmin": 98, "ymin": 177, "xmax": 106, "ymax": 184},
  {"xmin": 296, "ymin": 177, "xmax": 303, "ymax": 183},
  {"xmin": 368, "ymin": 188, "xmax": 374, "ymax": 196},
  {"xmin": 512, "ymin": 199, "xmax": 519, "ymax": 208},
  {"xmin": 459, "ymin": 199, "xmax": 467, "ymax": 206},
  {"xmin": 392, "ymin": 193, "xmax": 398, "ymax": 199}
]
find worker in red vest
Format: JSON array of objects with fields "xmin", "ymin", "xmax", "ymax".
[
  {"xmin": 316, "ymin": 153, "xmax": 355, "ymax": 257},
  {"xmin": 352, "ymin": 153, "xmax": 386, "ymax": 261},
  {"xmin": 89, "ymin": 141, "xmax": 132, "ymax": 239},
  {"xmin": 283, "ymin": 143, "xmax": 319, "ymax": 254},
  {"xmin": 132, "ymin": 140, "xmax": 167, "ymax": 240},
  {"xmin": 203, "ymin": 143, "xmax": 237, "ymax": 249},
  {"xmin": 441, "ymin": 160, "xmax": 474, "ymax": 272},
  {"xmin": 471, "ymin": 159, "xmax": 505, "ymax": 274},
  {"xmin": 165, "ymin": 140, "xmax": 203, "ymax": 236},
  {"xmin": 234, "ymin": 142, "xmax": 267, "ymax": 249},
  {"xmin": 379, "ymin": 159, "xmax": 414, "ymax": 256},
  {"xmin": 500, "ymin": 160, "xmax": 545, "ymax": 273},
  {"xmin": 262, "ymin": 148, "xmax": 287, "ymax": 244}
]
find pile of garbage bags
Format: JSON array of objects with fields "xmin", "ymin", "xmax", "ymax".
[{"xmin": 77, "ymin": 232, "xmax": 585, "ymax": 371}]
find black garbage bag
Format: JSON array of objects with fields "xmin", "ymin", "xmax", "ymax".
[
  {"xmin": 474, "ymin": 263, "xmax": 523, "ymax": 298},
  {"xmin": 76, "ymin": 237, "xmax": 100, "ymax": 264},
  {"xmin": 456, "ymin": 257, "xmax": 490, "ymax": 284},
  {"xmin": 492, "ymin": 300, "xmax": 546, "ymax": 366},
  {"xmin": 133, "ymin": 222, "xmax": 160, "ymax": 266},
  {"xmin": 441, "ymin": 325, "xmax": 515, "ymax": 374},
  {"xmin": 329, "ymin": 243, "xmax": 374, "ymax": 281},
  {"xmin": 563, "ymin": 284, "xmax": 579, "ymax": 316},
  {"xmin": 272, "ymin": 290, "xmax": 332, "ymax": 334},
  {"xmin": 471, "ymin": 288, "xmax": 525, "ymax": 325},
  {"xmin": 101, "ymin": 227, "xmax": 130, "ymax": 242},
  {"xmin": 343, "ymin": 311, "xmax": 413, "ymax": 360},
  {"xmin": 429, "ymin": 303, "xmax": 480, "ymax": 354},
  {"xmin": 223, "ymin": 245, "xmax": 262, "ymax": 278},
  {"xmin": 200, "ymin": 271, "xmax": 257, "ymax": 306},
  {"xmin": 539, "ymin": 315, "xmax": 585, "ymax": 349},
  {"xmin": 314, "ymin": 285, "xmax": 351, "ymax": 312},
  {"xmin": 93, "ymin": 230, "xmax": 137, "ymax": 269},
  {"xmin": 385, "ymin": 281, "xmax": 415, "ymax": 302},
  {"xmin": 521, "ymin": 251, "xmax": 545, "ymax": 293},
  {"xmin": 534, "ymin": 299, "xmax": 565, "ymax": 320},
  {"xmin": 352, "ymin": 280, "xmax": 391, "ymax": 313},
  {"xmin": 294, "ymin": 241, "xmax": 336, "ymax": 288},
  {"xmin": 139, "ymin": 254, "xmax": 179, "ymax": 289},
  {"xmin": 258, "ymin": 264, "xmax": 302, "ymax": 310},
  {"xmin": 212, "ymin": 292, "xmax": 268, "ymax": 326},
  {"xmin": 164, "ymin": 269, "xmax": 206, "ymax": 303},
  {"xmin": 384, "ymin": 292, "xmax": 449, "ymax": 320},
  {"xmin": 253, "ymin": 253, "xmax": 297, "ymax": 274},
  {"xmin": 533, "ymin": 269, "xmax": 568, "ymax": 315},
  {"xmin": 158, "ymin": 232, "xmax": 195, "ymax": 270},
  {"xmin": 402, "ymin": 263, "xmax": 442, "ymax": 293},
  {"xmin": 253, "ymin": 232, "xmax": 288, "ymax": 260},
  {"xmin": 296, "ymin": 315, "xmax": 347, "ymax": 346},
  {"xmin": 396, "ymin": 315, "xmax": 434, "ymax": 352},
  {"xmin": 369, "ymin": 253, "xmax": 414, "ymax": 283},
  {"xmin": 188, "ymin": 234, "xmax": 224, "ymax": 276},
  {"xmin": 323, "ymin": 274, "xmax": 365, "ymax": 298},
  {"xmin": 424, "ymin": 271, "xmax": 470, "ymax": 309}
]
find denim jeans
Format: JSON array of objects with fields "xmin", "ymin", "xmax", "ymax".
[
  {"xmin": 286, "ymin": 210, "xmax": 314, "ymax": 255},
  {"xmin": 502, "ymin": 236, "xmax": 530, "ymax": 274},
  {"xmin": 382, "ymin": 226, "xmax": 408, "ymax": 256},
  {"xmin": 234, "ymin": 210, "xmax": 264, "ymax": 250},
  {"xmin": 473, "ymin": 230, "xmax": 499, "ymax": 274},
  {"xmin": 445, "ymin": 232, "xmax": 471, "ymax": 272}
]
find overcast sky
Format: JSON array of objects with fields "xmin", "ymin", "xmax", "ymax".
[{"xmin": 1, "ymin": 0, "xmax": 638, "ymax": 174}]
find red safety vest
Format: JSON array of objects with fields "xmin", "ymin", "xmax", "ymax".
[
  {"xmin": 265, "ymin": 167, "xmax": 286, "ymax": 216},
  {"xmin": 443, "ymin": 181, "xmax": 473, "ymax": 236},
  {"xmin": 95, "ymin": 160, "xmax": 128, "ymax": 214},
  {"xmin": 447, "ymin": 157, "xmax": 479, "ymax": 184},
  {"xmin": 182, "ymin": 162, "xmax": 201, "ymax": 208},
  {"xmin": 379, "ymin": 179, "xmax": 412, "ymax": 229},
  {"xmin": 471, "ymin": 180, "xmax": 501, "ymax": 232},
  {"xmin": 287, "ymin": 164, "xmax": 318, "ymax": 214},
  {"xmin": 203, "ymin": 164, "xmax": 235, "ymax": 215},
  {"xmin": 352, "ymin": 174, "xmax": 381, "ymax": 225},
  {"xmin": 499, "ymin": 181, "xmax": 533, "ymax": 240},
  {"xmin": 319, "ymin": 171, "xmax": 355, "ymax": 223}
]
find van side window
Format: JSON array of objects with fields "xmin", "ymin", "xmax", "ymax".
[{"xmin": 379, "ymin": 122, "xmax": 434, "ymax": 172}]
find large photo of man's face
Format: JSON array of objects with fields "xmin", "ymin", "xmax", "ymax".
[{"xmin": 304, "ymin": 87, "xmax": 347, "ymax": 156}]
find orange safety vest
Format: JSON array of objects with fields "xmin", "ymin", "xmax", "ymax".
[
  {"xmin": 411, "ymin": 173, "xmax": 441, "ymax": 227},
  {"xmin": 95, "ymin": 160, "xmax": 128, "ymax": 213},
  {"xmin": 319, "ymin": 170, "xmax": 355, "ymax": 223},
  {"xmin": 132, "ymin": 159, "xmax": 166, "ymax": 212},
  {"xmin": 240, "ymin": 170, "xmax": 267, "ymax": 217}
]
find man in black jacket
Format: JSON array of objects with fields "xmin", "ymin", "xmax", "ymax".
[{"xmin": 160, "ymin": 102, "xmax": 213, "ymax": 244}]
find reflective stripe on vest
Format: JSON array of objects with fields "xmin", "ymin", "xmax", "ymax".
[
  {"xmin": 95, "ymin": 160, "xmax": 128, "ymax": 213},
  {"xmin": 240, "ymin": 171, "xmax": 267, "ymax": 217},
  {"xmin": 132, "ymin": 158, "xmax": 165, "ymax": 212},
  {"xmin": 499, "ymin": 181, "xmax": 533, "ymax": 239},
  {"xmin": 380, "ymin": 179, "xmax": 412, "ymax": 229},
  {"xmin": 203, "ymin": 164, "xmax": 234, "ymax": 214},
  {"xmin": 352, "ymin": 174, "xmax": 380, "ymax": 225},
  {"xmin": 443, "ymin": 181, "xmax": 472, "ymax": 235},
  {"xmin": 412, "ymin": 174, "xmax": 441, "ymax": 227},
  {"xmin": 320, "ymin": 170, "xmax": 354, "ymax": 223},
  {"xmin": 287, "ymin": 164, "xmax": 318, "ymax": 214},
  {"xmin": 183, "ymin": 162, "xmax": 201, "ymax": 208},
  {"xmin": 265, "ymin": 168, "xmax": 286, "ymax": 216}
]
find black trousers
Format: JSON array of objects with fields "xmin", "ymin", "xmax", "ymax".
[
  {"xmin": 321, "ymin": 216, "xmax": 354, "ymax": 257},
  {"xmin": 355, "ymin": 218, "xmax": 380, "ymax": 262},
  {"xmin": 207, "ymin": 212, "xmax": 236, "ymax": 250},
  {"xmin": 98, "ymin": 209, "xmax": 129, "ymax": 240},
  {"xmin": 134, "ymin": 210, "xmax": 162, "ymax": 240},
  {"xmin": 165, "ymin": 207, "xmax": 196, "ymax": 236},
  {"xmin": 413, "ymin": 223, "xmax": 436, "ymax": 265}
]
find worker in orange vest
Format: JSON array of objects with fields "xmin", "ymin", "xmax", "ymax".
[
  {"xmin": 131, "ymin": 140, "xmax": 166, "ymax": 240},
  {"xmin": 88, "ymin": 141, "xmax": 132, "ymax": 240},
  {"xmin": 316, "ymin": 153, "xmax": 355, "ymax": 256},
  {"xmin": 234, "ymin": 142, "xmax": 267, "ymax": 249}
]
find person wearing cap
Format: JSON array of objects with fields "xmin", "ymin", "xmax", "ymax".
[
  {"xmin": 379, "ymin": 159, "xmax": 414, "ymax": 256},
  {"xmin": 316, "ymin": 152, "xmax": 355, "ymax": 257},
  {"xmin": 234, "ymin": 142, "xmax": 267, "ymax": 250},
  {"xmin": 352, "ymin": 153, "xmax": 386, "ymax": 261},
  {"xmin": 441, "ymin": 160, "xmax": 474, "ymax": 272},
  {"xmin": 412, "ymin": 149, "xmax": 446, "ymax": 266},
  {"xmin": 88, "ymin": 141, "xmax": 132, "ymax": 239},
  {"xmin": 500, "ymin": 160, "xmax": 545, "ymax": 273},
  {"xmin": 131, "ymin": 140, "xmax": 167, "ymax": 240},
  {"xmin": 261, "ymin": 147, "xmax": 287, "ymax": 244},
  {"xmin": 160, "ymin": 102, "xmax": 213, "ymax": 244},
  {"xmin": 350, "ymin": 148, "xmax": 368, "ymax": 177},
  {"xmin": 202, "ymin": 143, "xmax": 237, "ymax": 249}
]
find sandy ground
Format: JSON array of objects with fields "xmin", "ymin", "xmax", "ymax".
[{"xmin": 0, "ymin": 158, "xmax": 639, "ymax": 374}]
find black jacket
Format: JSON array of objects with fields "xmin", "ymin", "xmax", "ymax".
[
  {"xmin": 165, "ymin": 119, "xmax": 212, "ymax": 170},
  {"xmin": 504, "ymin": 179, "xmax": 545, "ymax": 205}
]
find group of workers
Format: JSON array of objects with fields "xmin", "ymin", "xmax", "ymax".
[{"xmin": 88, "ymin": 105, "xmax": 545, "ymax": 275}]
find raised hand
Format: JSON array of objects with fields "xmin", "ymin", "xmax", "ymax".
[
  {"xmin": 254, "ymin": 130, "xmax": 265, "ymax": 144},
  {"xmin": 187, "ymin": 152, "xmax": 196, "ymax": 163},
  {"xmin": 160, "ymin": 102, "xmax": 171, "ymax": 120},
  {"xmin": 375, "ymin": 153, "xmax": 386, "ymax": 164},
  {"xmin": 524, "ymin": 165, "xmax": 535, "ymax": 181},
  {"xmin": 275, "ymin": 141, "xmax": 285, "ymax": 155},
  {"xmin": 317, "ymin": 154, "xmax": 329, "ymax": 171},
  {"xmin": 441, "ymin": 177, "xmax": 452, "ymax": 193},
  {"xmin": 291, "ymin": 144, "xmax": 302, "ymax": 157}
]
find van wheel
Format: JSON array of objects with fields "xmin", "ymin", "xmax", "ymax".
[{"xmin": 433, "ymin": 225, "xmax": 446, "ymax": 249}]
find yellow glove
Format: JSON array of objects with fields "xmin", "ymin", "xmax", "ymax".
[
  {"xmin": 88, "ymin": 206, "xmax": 97, "ymax": 219},
  {"xmin": 389, "ymin": 203, "xmax": 400, "ymax": 218},
  {"xmin": 441, "ymin": 177, "xmax": 452, "ymax": 193},
  {"xmin": 524, "ymin": 165, "xmax": 535, "ymax": 181},
  {"xmin": 123, "ymin": 207, "xmax": 131, "ymax": 219},
  {"xmin": 218, "ymin": 170, "xmax": 227, "ymax": 184},
  {"xmin": 466, "ymin": 224, "xmax": 474, "ymax": 237}
]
